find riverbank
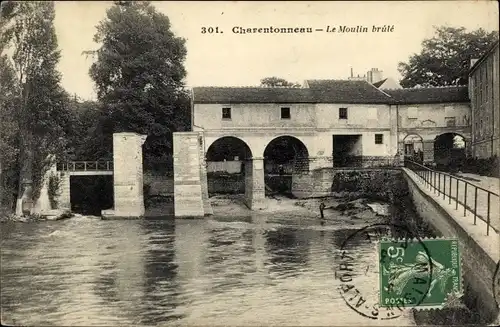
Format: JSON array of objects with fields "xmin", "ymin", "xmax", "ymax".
[
  {"xmin": 0, "ymin": 209, "xmax": 73, "ymax": 223},
  {"xmin": 209, "ymin": 193, "xmax": 391, "ymax": 221}
]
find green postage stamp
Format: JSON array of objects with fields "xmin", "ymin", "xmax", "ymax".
[{"xmin": 379, "ymin": 238, "xmax": 462, "ymax": 309}]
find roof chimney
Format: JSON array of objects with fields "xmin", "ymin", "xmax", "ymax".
[{"xmin": 350, "ymin": 67, "xmax": 353, "ymax": 78}]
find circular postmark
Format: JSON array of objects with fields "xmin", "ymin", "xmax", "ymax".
[{"xmin": 335, "ymin": 223, "xmax": 434, "ymax": 320}]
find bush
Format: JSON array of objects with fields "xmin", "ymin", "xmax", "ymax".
[
  {"xmin": 461, "ymin": 155, "xmax": 499, "ymax": 177},
  {"xmin": 48, "ymin": 173, "xmax": 62, "ymax": 209}
]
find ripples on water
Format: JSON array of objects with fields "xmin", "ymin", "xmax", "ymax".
[{"xmin": 1, "ymin": 209, "xmax": 416, "ymax": 326}]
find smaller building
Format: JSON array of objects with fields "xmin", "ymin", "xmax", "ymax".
[
  {"xmin": 385, "ymin": 85, "xmax": 470, "ymax": 166},
  {"xmin": 469, "ymin": 41, "xmax": 499, "ymax": 159},
  {"xmin": 373, "ymin": 77, "xmax": 402, "ymax": 90}
]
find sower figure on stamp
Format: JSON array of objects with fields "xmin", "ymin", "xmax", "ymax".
[{"xmin": 384, "ymin": 251, "xmax": 454, "ymax": 297}]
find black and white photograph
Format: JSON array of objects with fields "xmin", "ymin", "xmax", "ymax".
[{"xmin": 1, "ymin": 1, "xmax": 499, "ymax": 326}]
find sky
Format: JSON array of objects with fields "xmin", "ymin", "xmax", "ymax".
[{"xmin": 52, "ymin": 1, "xmax": 499, "ymax": 101}]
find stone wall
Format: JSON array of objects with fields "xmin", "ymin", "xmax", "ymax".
[
  {"xmin": 207, "ymin": 174, "xmax": 245, "ymax": 195},
  {"xmin": 403, "ymin": 169, "xmax": 499, "ymax": 325},
  {"xmin": 57, "ymin": 172, "xmax": 71, "ymax": 210},
  {"xmin": 143, "ymin": 173, "xmax": 174, "ymax": 196}
]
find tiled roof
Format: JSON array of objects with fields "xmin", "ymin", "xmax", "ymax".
[
  {"xmin": 372, "ymin": 78, "xmax": 388, "ymax": 88},
  {"xmin": 192, "ymin": 87, "xmax": 313, "ymax": 104},
  {"xmin": 384, "ymin": 86, "xmax": 469, "ymax": 104},
  {"xmin": 193, "ymin": 82, "xmax": 470, "ymax": 105},
  {"xmin": 193, "ymin": 80, "xmax": 393, "ymax": 104},
  {"xmin": 305, "ymin": 79, "xmax": 393, "ymax": 104}
]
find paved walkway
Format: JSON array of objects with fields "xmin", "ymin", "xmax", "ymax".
[
  {"xmin": 414, "ymin": 169, "xmax": 499, "ymax": 234},
  {"xmin": 456, "ymin": 173, "xmax": 499, "ymax": 194},
  {"xmin": 404, "ymin": 168, "xmax": 499, "ymax": 263}
]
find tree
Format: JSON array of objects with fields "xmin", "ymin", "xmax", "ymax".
[
  {"xmin": 65, "ymin": 98, "xmax": 113, "ymax": 161},
  {"xmin": 0, "ymin": 54, "xmax": 20, "ymax": 212},
  {"xmin": 1, "ymin": 1, "xmax": 70, "ymax": 214},
  {"xmin": 260, "ymin": 76, "xmax": 301, "ymax": 88},
  {"xmin": 398, "ymin": 26, "xmax": 499, "ymax": 88},
  {"xmin": 87, "ymin": 1, "xmax": 190, "ymax": 163}
]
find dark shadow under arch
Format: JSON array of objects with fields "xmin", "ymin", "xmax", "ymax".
[
  {"xmin": 434, "ymin": 133, "xmax": 466, "ymax": 170},
  {"xmin": 263, "ymin": 136, "xmax": 309, "ymax": 195},
  {"xmin": 205, "ymin": 136, "xmax": 252, "ymax": 195}
]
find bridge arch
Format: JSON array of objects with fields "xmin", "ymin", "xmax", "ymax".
[
  {"xmin": 263, "ymin": 135, "xmax": 310, "ymax": 174},
  {"xmin": 205, "ymin": 136, "xmax": 253, "ymax": 196},
  {"xmin": 206, "ymin": 136, "xmax": 253, "ymax": 162},
  {"xmin": 403, "ymin": 133, "xmax": 424, "ymax": 161},
  {"xmin": 434, "ymin": 132, "xmax": 466, "ymax": 170}
]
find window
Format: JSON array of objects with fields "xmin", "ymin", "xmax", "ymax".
[
  {"xmin": 281, "ymin": 107, "xmax": 291, "ymax": 119},
  {"xmin": 375, "ymin": 134, "xmax": 383, "ymax": 144},
  {"xmin": 222, "ymin": 107, "xmax": 231, "ymax": 119},
  {"xmin": 445, "ymin": 117, "xmax": 456, "ymax": 127},
  {"xmin": 339, "ymin": 107, "xmax": 348, "ymax": 119}
]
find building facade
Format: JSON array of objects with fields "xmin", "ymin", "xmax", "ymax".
[
  {"xmin": 469, "ymin": 41, "xmax": 499, "ymax": 159},
  {"xmin": 193, "ymin": 80, "xmax": 402, "ymax": 171},
  {"xmin": 385, "ymin": 86, "xmax": 471, "ymax": 164},
  {"xmin": 192, "ymin": 81, "xmax": 470, "ymax": 168}
]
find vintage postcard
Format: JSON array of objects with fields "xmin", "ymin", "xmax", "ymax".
[{"xmin": 1, "ymin": 1, "xmax": 499, "ymax": 326}]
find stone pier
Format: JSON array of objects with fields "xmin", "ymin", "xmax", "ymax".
[
  {"xmin": 244, "ymin": 158, "xmax": 266, "ymax": 210},
  {"xmin": 102, "ymin": 132, "xmax": 147, "ymax": 219},
  {"xmin": 422, "ymin": 140, "xmax": 435, "ymax": 163},
  {"xmin": 173, "ymin": 132, "xmax": 211, "ymax": 217},
  {"xmin": 58, "ymin": 172, "xmax": 71, "ymax": 210}
]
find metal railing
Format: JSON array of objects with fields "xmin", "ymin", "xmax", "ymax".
[
  {"xmin": 404, "ymin": 159, "xmax": 499, "ymax": 236},
  {"xmin": 57, "ymin": 161, "xmax": 114, "ymax": 172}
]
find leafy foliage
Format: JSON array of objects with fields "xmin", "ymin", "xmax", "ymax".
[
  {"xmin": 65, "ymin": 98, "xmax": 113, "ymax": 160},
  {"xmin": 1, "ymin": 1, "xmax": 71, "ymax": 210},
  {"xmin": 398, "ymin": 26, "xmax": 499, "ymax": 87},
  {"xmin": 87, "ymin": 1, "xmax": 190, "ymax": 161},
  {"xmin": 260, "ymin": 76, "xmax": 301, "ymax": 88},
  {"xmin": 48, "ymin": 173, "xmax": 61, "ymax": 209}
]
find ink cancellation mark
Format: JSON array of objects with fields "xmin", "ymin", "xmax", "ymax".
[{"xmin": 336, "ymin": 223, "xmax": 433, "ymax": 320}]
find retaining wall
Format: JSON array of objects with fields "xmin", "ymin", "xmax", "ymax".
[{"xmin": 403, "ymin": 169, "xmax": 499, "ymax": 325}]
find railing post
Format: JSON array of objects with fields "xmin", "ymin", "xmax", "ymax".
[
  {"xmin": 443, "ymin": 175, "xmax": 446, "ymax": 200},
  {"xmin": 455, "ymin": 179, "xmax": 459, "ymax": 210},
  {"xmin": 487, "ymin": 192, "xmax": 491, "ymax": 236},
  {"xmin": 438, "ymin": 172, "xmax": 441, "ymax": 195},
  {"xmin": 84, "ymin": 162, "xmax": 87, "ymax": 171},
  {"xmin": 473, "ymin": 187, "xmax": 478, "ymax": 225},
  {"xmin": 433, "ymin": 171, "xmax": 436, "ymax": 193},
  {"xmin": 107, "ymin": 161, "xmax": 110, "ymax": 171},
  {"xmin": 463, "ymin": 183, "xmax": 468, "ymax": 217},
  {"xmin": 448, "ymin": 176, "xmax": 452, "ymax": 204}
]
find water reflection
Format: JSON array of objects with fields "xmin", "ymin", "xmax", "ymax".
[
  {"xmin": 138, "ymin": 221, "xmax": 180, "ymax": 324},
  {"xmin": 265, "ymin": 228, "xmax": 310, "ymax": 278},
  {"xmin": 1, "ymin": 211, "xmax": 418, "ymax": 326}
]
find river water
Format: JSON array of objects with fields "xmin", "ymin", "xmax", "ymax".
[{"xmin": 1, "ymin": 202, "xmax": 417, "ymax": 326}]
